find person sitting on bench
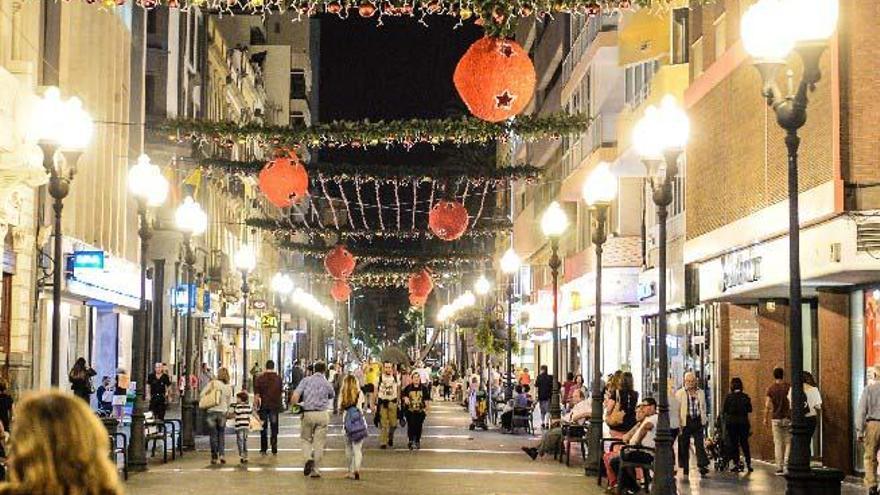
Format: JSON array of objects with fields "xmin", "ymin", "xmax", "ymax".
[
  {"xmin": 501, "ymin": 385, "xmax": 531, "ymax": 432},
  {"xmin": 521, "ymin": 389, "xmax": 591, "ymax": 460},
  {"xmin": 609, "ymin": 398, "xmax": 658, "ymax": 494}
]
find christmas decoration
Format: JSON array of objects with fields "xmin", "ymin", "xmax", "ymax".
[
  {"xmin": 409, "ymin": 293, "xmax": 428, "ymax": 307},
  {"xmin": 324, "ymin": 244, "xmax": 357, "ymax": 279},
  {"xmin": 257, "ymin": 152, "xmax": 309, "ymax": 208},
  {"xmin": 247, "ymin": 216, "xmax": 510, "ymax": 240},
  {"xmin": 330, "ymin": 279, "xmax": 352, "ymax": 302},
  {"xmin": 164, "ymin": 112, "xmax": 589, "ymax": 150},
  {"xmin": 277, "ymin": 239, "xmax": 490, "ymax": 264},
  {"xmin": 428, "ymin": 200, "xmax": 469, "ymax": 241},
  {"xmin": 454, "ymin": 37, "xmax": 536, "ymax": 122},
  {"xmin": 408, "ymin": 269, "xmax": 434, "ymax": 299}
]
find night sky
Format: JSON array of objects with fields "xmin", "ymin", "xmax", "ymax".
[{"xmin": 318, "ymin": 14, "xmax": 483, "ymax": 121}]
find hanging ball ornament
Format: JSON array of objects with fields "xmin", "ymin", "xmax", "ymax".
[
  {"xmin": 331, "ymin": 280, "xmax": 352, "ymax": 302},
  {"xmin": 428, "ymin": 200, "xmax": 469, "ymax": 241},
  {"xmin": 324, "ymin": 245, "xmax": 357, "ymax": 280},
  {"xmin": 453, "ymin": 37, "xmax": 536, "ymax": 122},
  {"xmin": 326, "ymin": 0, "xmax": 342, "ymax": 14},
  {"xmin": 408, "ymin": 269, "xmax": 434, "ymax": 299},
  {"xmin": 409, "ymin": 293, "xmax": 428, "ymax": 307},
  {"xmin": 359, "ymin": 1, "xmax": 376, "ymax": 17},
  {"xmin": 258, "ymin": 151, "xmax": 309, "ymax": 208}
]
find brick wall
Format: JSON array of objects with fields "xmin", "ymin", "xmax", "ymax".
[{"xmin": 817, "ymin": 290, "xmax": 852, "ymax": 473}]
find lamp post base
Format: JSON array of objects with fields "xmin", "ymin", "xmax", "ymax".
[
  {"xmin": 785, "ymin": 468, "xmax": 844, "ymax": 495},
  {"xmin": 181, "ymin": 398, "xmax": 197, "ymax": 451},
  {"xmin": 583, "ymin": 410, "xmax": 603, "ymax": 475},
  {"xmin": 128, "ymin": 395, "xmax": 148, "ymax": 472}
]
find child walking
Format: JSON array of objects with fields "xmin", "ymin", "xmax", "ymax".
[{"xmin": 233, "ymin": 390, "xmax": 253, "ymax": 464}]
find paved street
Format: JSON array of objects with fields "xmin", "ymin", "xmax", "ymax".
[{"xmin": 125, "ymin": 401, "xmax": 863, "ymax": 494}]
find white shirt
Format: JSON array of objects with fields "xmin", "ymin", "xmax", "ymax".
[
  {"xmin": 789, "ymin": 385, "xmax": 822, "ymax": 417},
  {"xmin": 632, "ymin": 413, "xmax": 658, "ymax": 449},
  {"xmin": 564, "ymin": 399, "xmax": 592, "ymax": 425}
]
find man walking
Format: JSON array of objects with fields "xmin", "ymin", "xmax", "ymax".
[
  {"xmin": 763, "ymin": 367, "xmax": 791, "ymax": 475},
  {"xmin": 858, "ymin": 364, "xmax": 880, "ymax": 495},
  {"xmin": 376, "ymin": 361, "xmax": 400, "ymax": 449},
  {"xmin": 254, "ymin": 360, "xmax": 284, "ymax": 456},
  {"xmin": 535, "ymin": 365, "xmax": 552, "ymax": 429},
  {"xmin": 675, "ymin": 371, "xmax": 709, "ymax": 477},
  {"xmin": 291, "ymin": 361, "xmax": 335, "ymax": 478}
]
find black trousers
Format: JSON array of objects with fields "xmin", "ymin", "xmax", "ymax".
[
  {"xmin": 260, "ymin": 409, "xmax": 280, "ymax": 453},
  {"xmin": 405, "ymin": 411, "xmax": 426, "ymax": 444},
  {"xmin": 610, "ymin": 451, "xmax": 654, "ymax": 492},
  {"xmin": 149, "ymin": 396, "xmax": 167, "ymax": 420},
  {"xmin": 501, "ymin": 410, "xmax": 513, "ymax": 430},
  {"xmin": 726, "ymin": 423, "xmax": 751, "ymax": 466},
  {"xmin": 678, "ymin": 416, "xmax": 709, "ymax": 470}
]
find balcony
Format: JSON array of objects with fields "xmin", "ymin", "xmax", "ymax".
[
  {"xmin": 561, "ymin": 14, "xmax": 619, "ymax": 98},
  {"xmin": 557, "ymin": 114, "xmax": 619, "ymax": 201}
]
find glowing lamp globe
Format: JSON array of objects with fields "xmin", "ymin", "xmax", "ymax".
[
  {"xmin": 583, "ymin": 162, "xmax": 618, "ymax": 206},
  {"xmin": 271, "ymin": 273, "xmax": 294, "ymax": 295},
  {"xmin": 541, "ymin": 201, "xmax": 569, "ymax": 239},
  {"xmin": 474, "ymin": 274, "xmax": 491, "ymax": 296},
  {"xmin": 234, "ymin": 244, "xmax": 257, "ymax": 273},
  {"xmin": 658, "ymin": 95, "xmax": 690, "ymax": 151},
  {"xmin": 175, "ymin": 196, "xmax": 208, "ymax": 236},
  {"xmin": 783, "ymin": 0, "xmax": 838, "ymax": 44},
  {"xmin": 741, "ymin": 0, "xmax": 795, "ymax": 62},
  {"xmin": 128, "ymin": 154, "xmax": 169, "ymax": 207},
  {"xmin": 500, "ymin": 247, "xmax": 521, "ymax": 275}
]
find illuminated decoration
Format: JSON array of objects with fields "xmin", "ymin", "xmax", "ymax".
[
  {"xmin": 71, "ymin": 251, "xmax": 105, "ymax": 271},
  {"xmin": 330, "ymin": 279, "xmax": 352, "ymax": 302},
  {"xmin": 291, "ymin": 288, "xmax": 334, "ymax": 320},
  {"xmin": 409, "ymin": 293, "xmax": 428, "ymax": 307},
  {"xmin": 436, "ymin": 290, "xmax": 476, "ymax": 322},
  {"xmin": 428, "ymin": 200, "xmax": 469, "ymax": 241},
  {"xmin": 248, "ymin": 216, "xmax": 509, "ymax": 241},
  {"xmin": 258, "ymin": 151, "xmax": 309, "ymax": 208},
  {"xmin": 454, "ymin": 37, "xmax": 536, "ymax": 122},
  {"xmin": 324, "ymin": 244, "xmax": 357, "ymax": 279},
  {"xmin": 408, "ymin": 269, "xmax": 434, "ymax": 301}
]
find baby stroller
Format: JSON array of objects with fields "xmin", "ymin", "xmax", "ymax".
[
  {"xmin": 705, "ymin": 415, "xmax": 743, "ymax": 472},
  {"xmin": 469, "ymin": 389, "xmax": 489, "ymax": 431}
]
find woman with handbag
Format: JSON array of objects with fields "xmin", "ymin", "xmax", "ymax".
[
  {"xmin": 606, "ymin": 372, "xmax": 639, "ymax": 439},
  {"xmin": 200, "ymin": 367, "xmax": 233, "ymax": 464},
  {"xmin": 339, "ymin": 374, "xmax": 366, "ymax": 480}
]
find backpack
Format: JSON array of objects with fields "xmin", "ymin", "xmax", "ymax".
[{"xmin": 344, "ymin": 405, "xmax": 368, "ymax": 442}]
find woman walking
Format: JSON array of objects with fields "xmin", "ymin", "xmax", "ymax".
[
  {"xmin": 723, "ymin": 377, "xmax": 753, "ymax": 472},
  {"xmin": 200, "ymin": 367, "xmax": 233, "ymax": 464},
  {"xmin": 0, "ymin": 390, "xmax": 123, "ymax": 495},
  {"xmin": 402, "ymin": 370, "xmax": 430, "ymax": 450},
  {"xmin": 606, "ymin": 371, "xmax": 639, "ymax": 439},
  {"xmin": 339, "ymin": 374, "xmax": 366, "ymax": 480},
  {"xmin": 789, "ymin": 371, "xmax": 822, "ymax": 445},
  {"xmin": 68, "ymin": 357, "xmax": 96, "ymax": 403}
]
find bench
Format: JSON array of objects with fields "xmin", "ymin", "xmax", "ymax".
[
  {"xmin": 557, "ymin": 423, "xmax": 587, "ymax": 466},
  {"xmin": 616, "ymin": 444, "xmax": 655, "ymax": 494},
  {"xmin": 109, "ymin": 432, "xmax": 128, "ymax": 480},
  {"xmin": 143, "ymin": 411, "xmax": 173, "ymax": 463},
  {"xmin": 510, "ymin": 403, "xmax": 535, "ymax": 435}
]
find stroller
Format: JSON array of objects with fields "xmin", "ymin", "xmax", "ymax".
[
  {"xmin": 705, "ymin": 415, "xmax": 744, "ymax": 472},
  {"xmin": 468, "ymin": 389, "xmax": 489, "ymax": 431}
]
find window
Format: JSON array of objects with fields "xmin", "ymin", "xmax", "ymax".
[
  {"xmin": 671, "ymin": 8, "xmax": 690, "ymax": 64},
  {"xmin": 714, "ymin": 14, "xmax": 727, "ymax": 62},
  {"xmin": 290, "ymin": 70, "xmax": 306, "ymax": 100},
  {"xmin": 624, "ymin": 59, "xmax": 660, "ymax": 107}
]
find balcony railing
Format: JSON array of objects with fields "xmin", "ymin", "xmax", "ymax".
[
  {"xmin": 562, "ymin": 14, "xmax": 619, "ymax": 84},
  {"xmin": 560, "ymin": 113, "xmax": 618, "ymax": 180}
]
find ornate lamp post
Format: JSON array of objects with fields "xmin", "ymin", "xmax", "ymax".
[
  {"xmin": 633, "ymin": 95, "xmax": 689, "ymax": 495},
  {"xmin": 473, "ymin": 273, "xmax": 491, "ymax": 392},
  {"xmin": 30, "ymin": 87, "xmax": 93, "ymax": 386},
  {"xmin": 235, "ymin": 244, "xmax": 257, "ymax": 391},
  {"xmin": 500, "ymin": 247, "xmax": 521, "ymax": 400},
  {"xmin": 740, "ymin": 1, "xmax": 841, "ymax": 492},
  {"xmin": 271, "ymin": 273, "xmax": 294, "ymax": 373},
  {"xmin": 582, "ymin": 162, "xmax": 618, "ymax": 476},
  {"xmin": 126, "ymin": 154, "xmax": 168, "ymax": 471},
  {"xmin": 540, "ymin": 201, "xmax": 568, "ymax": 423},
  {"xmin": 174, "ymin": 196, "xmax": 207, "ymax": 450}
]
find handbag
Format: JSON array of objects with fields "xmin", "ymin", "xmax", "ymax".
[
  {"xmin": 198, "ymin": 381, "xmax": 221, "ymax": 410},
  {"xmin": 249, "ymin": 413, "xmax": 264, "ymax": 432},
  {"xmin": 605, "ymin": 391, "xmax": 625, "ymax": 427}
]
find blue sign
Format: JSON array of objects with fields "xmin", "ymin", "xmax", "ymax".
[
  {"xmin": 72, "ymin": 251, "xmax": 105, "ymax": 270},
  {"xmin": 173, "ymin": 284, "xmax": 196, "ymax": 311}
]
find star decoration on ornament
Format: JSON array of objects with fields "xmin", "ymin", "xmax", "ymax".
[
  {"xmin": 498, "ymin": 43, "xmax": 515, "ymax": 58},
  {"xmin": 495, "ymin": 90, "xmax": 516, "ymax": 109}
]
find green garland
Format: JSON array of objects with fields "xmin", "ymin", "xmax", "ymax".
[
  {"xmin": 246, "ymin": 216, "xmax": 511, "ymax": 240},
  {"xmin": 162, "ymin": 113, "xmax": 589, "ymax": 149},
  {"xmin": 200, "ymin": 157, "xmax": 541, "ymax": 183},
  {"xmin": 278, "ymin": 239, "xmax": 490, "ymax": 264}
]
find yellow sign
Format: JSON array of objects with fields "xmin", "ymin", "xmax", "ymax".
[{"xmin": 261, "ymin": 314, "xmax": 278, "ymax": 329}]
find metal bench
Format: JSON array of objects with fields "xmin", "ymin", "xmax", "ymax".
[
  {"xmin": 109, "ymin": 432, "xmax": 128, "ymax": 480},
  {"xmin": 511, "ymin": 403, "xmax": 535, "ymax": 435}
]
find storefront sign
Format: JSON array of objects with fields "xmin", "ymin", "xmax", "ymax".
[
  {"xmin": 721, "ymin": 249, "xmax": 762, "ymax": 292},
  {"xmin": 173, "ymin": 284, "xmax": 196, "ymax": 312},
  {"xmin": 638, "ymin": 281, "xmax": 656, "ymax": 301},
  {"xmin": 252, "ymin": 299, "xmax": 267, "ymax": 310},
  {"xmin": 66, "ymin": 239, "xmax": 144, "ymax": 309},
  {"xmin": 261, "ymin": 314, "xmax": 278, "ymax": 329},
  {"xmin": 730, "ymin": 322, "xmax": 760, "ymax": 360},
  {"xmin": 71, "ymin": 251, "xmax": 105, "ymax": 270}
]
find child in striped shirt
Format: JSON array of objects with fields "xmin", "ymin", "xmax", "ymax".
[{"xmin": 233, "ymin": 390, "xmax": 253, "ymax": 464}]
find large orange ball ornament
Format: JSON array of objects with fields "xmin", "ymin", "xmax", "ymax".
[
  {"xmin": 331, "ymin": 280, "xmax": 352, "ymax": 302},
  {"xmin": 258, "ymin": 152, "xmax": 309, "ymax": 208},
  {"xmin": 409, "ymin": 293, "xmax": 428, "ymax": 307},
  {"xmin": 453, "ymin": 37, "xmax": 537, "ymax": 122},
  {"xmin": 324, "ymin": 245, "xmax": 356, "ymax": 279},
  {"xmin": 428, "ymin": 200, "xmax": 469, "ymax": 241},
  {"xmin": 408, "ymin": 269, "xmax": 434, "ymax": 299}
]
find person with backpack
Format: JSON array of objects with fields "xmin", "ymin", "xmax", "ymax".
[
  {"xmin": 402, "ymin": 370, "xmax": 430, "ymax": 450},
  {"xmin": 199, "ymin": 367, "xmax": 234, "ymax": 464},
  {"xmin": 339, "ymin": 374, "xmax": 367, "ymax": 480}
]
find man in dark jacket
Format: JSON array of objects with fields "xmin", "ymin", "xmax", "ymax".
[
  {"xmin": 535, "ymin": 365, "xmax": 553, "ymax": 429},
  {"xmin": 255, "ymin": 360, "xmax": 284, "ymax": 455}
]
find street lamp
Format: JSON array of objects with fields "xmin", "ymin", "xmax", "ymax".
[
  {"xmin": 30, "ymin": 87, "xmax": 93, "ymax": 387},
  {"xmin": 235, "ymin": 244, "xmax": 257, "ymax": 391},
  {"xmin": 500, "ymin": 247, "xmax": 521, "ymax": 400},
  {"xmin": 125, "ymin": 154, "xmax": 168, "ymax": 471},
  {"xmin": 582, "ymin": 161, "xmax": 617, "ymax": 476},
  {"xmin": 174, "ymin": 195, "xmax": 207, "ymax": 450},
  {"xmin": 540, "ymin": 200, "xmax": 568, "ymax": 424},
  {"xmin": 271, "ymin": 273, "xmax": 294, "ymax": 374},
  {"xmin": 741, "ymin": 1, "xmax": 840, "ymax": 492},
  {"xmin": 634, "ymin": 95, "xmax": 689, "ymax": 495}
]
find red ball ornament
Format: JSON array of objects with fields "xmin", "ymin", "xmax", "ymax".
[
  {"xmin": 258, "ymin": 151, "xmax": 308, "ymax": 208},
  {"xmin": 324, "ymin": 245, "xmax": 357, "ymax": 280},
  {"xmin": 331, "ymin": 280, "xmax": 352, "ymax": 302},
  {"xmin": 409, "ymin": 293, "xmax": 428, "ymax": 307},
  {"xmin": 408, "ymin": 269, "xmax": 434, "ymax": 299},
  {"xmin": 453, "ymin": 37, "xmax": 536, "ymax": 122},
  {"xmin": 428, "ymin": 200, "xmax": 469, "ymax": 241},
  {"xmin": 359, "ymin": 1, "xmax": 376, "ymax": 17},
  {"xmin": 326, "ymin": 1, "xmax": 342, "ymax": 14}
]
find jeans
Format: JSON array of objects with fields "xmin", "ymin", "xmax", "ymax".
[
  {"xmin": 726, "ymin": 423, "xmax": 751, "ymax": 467},
  {"xmin": 236, "ymin": 428, "xmax": 249, "ymax": 459},
  {"xmin": 678, "ymin": 416, "xmax": 708, "ymax": 471},
  {"xmin": 379, "ymin": 401, "xmax": 398, "ymax": 447},
  {"xmin": 771, "ymin": 419, "xmax": 791, "ymax": 470},
  {"xmin": 205, "ymin": 411, "xmax": 227, "ymax": 458},
  {"xmin": 538, "ymin": 399, "xmax": 550, "ymax": 426},
  {"xmin": 301, "ymin": 411, "xmax": 330, "ymax": 470},
  {"xmin": 344, "ymin": 436, "xmax": 364, "ymax": 474},
  {"xmin": 405, "ymin": 411, "xmax": 426, "ymax": 444},
  {"xmin": 260, "ymin": 408, "xmax": 280, "ymax": 454}
]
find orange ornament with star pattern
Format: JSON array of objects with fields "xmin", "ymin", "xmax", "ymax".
[{"xmin": 453, "ymin": 37, "xmax": 536, "ymax": 123}]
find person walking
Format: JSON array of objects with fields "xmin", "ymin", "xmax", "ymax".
[
  {"xmin": 858, "ymin": 364, "xmax": 880, "ymax": 495},
  {"xmin": 233, "ymin": 390, "xmax": 254, "ymax": 464},
  {"xmin": 535, "ymin": 365, "xmax": 552, "ymax": 429},
  {"xmin": 789, "ymin": 371, "xmax": 822, "ymax": 446},
  {"xmin": 254, "ymin": 360, "xmax": 283, "ymax": 456},
  {"xmin": 147, "ymin": 362, "xmax": 172, "ymax": 420},
  {"xmin": 291, "ymin": 361, "xmax": 335, "ymax": 478},
  {"xmin": 402, "ymin": 370, "xmax": 431, "ymax": 450},
  {"xmin": 200, "ymin": 367, "xmax": 234, "ymax": 464},
  {"xmin": 675, "ymin": 371, "xmax": 710, "ymax": 477},
  {"xmin": 68, "ymin": 357, "xmax": 96, "ymax": 404},
  {"xmin": 376, "ymin": 361, "xmax": 401, "ymax": 449},
  {"xmin": 339, "ymin": 374, "xmax": 366, "ymax": 480},
  {"xmin": 606, "ymin": 372, "xmax": 639, "ymax": 438},
  {"xmin": 519, "ymin": 367, "xmax": 531, "ymax": 387},
  {"xmin": 763, "ymin": 366, "xmax": 791, "ymax": 475},
  {"xmin": 723, "ymin": 377, "xmax": 753, "ymax": 472}
]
